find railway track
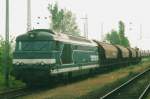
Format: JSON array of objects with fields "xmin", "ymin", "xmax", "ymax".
[
  {"xmin": 0, "ymin": 84, "xmax": 61, "ymax": 99},
  {"xmin": 139, "ymin": 83, "xmax": 150, "ymax": 99},
  {"xmin": 100, "ymin": 68, "xmax": 150, "ymax": 99},
  {"xmin": 0, "ymin": 87, "xmax": 29, "ymax": 99}
]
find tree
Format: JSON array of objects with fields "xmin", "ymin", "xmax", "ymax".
[
  {"xmin": 119, "ymin": 21, "xmax": 125, "ymax": 38},
  {"xmin": 0, "ymin": 36, "xmax": 5, "ymax": 72},
  {"xmin": 118, "ymin": 21, "xmax": 130, "ymax": 47},
  {"xmin": 106, "ymin": 30, "xmax": 120, "ymax": 45},
  {"xmin": 48, "ymin": 3, "xmax": 80, "ymax": 36},
  {"xmin": 121, "ymin": 37, "xmax": 130, "ymax": 47},
  {"xmin": 105, "ymin": 21, "xmax": 130, "ymax": 47},
  {"xmin": 0, "ymin": 36, "xmax": 12, "ymax": 74}
]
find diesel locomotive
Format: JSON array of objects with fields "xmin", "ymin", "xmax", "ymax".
[{"xmin": 12, "ymin": 29, "xmax": 142, "ymax": 85}]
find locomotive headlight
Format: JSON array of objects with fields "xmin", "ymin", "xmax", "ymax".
[
  {"xmin": 40, "ymin": 61, "xmax": 45, "ymax": 66},
  {"xmin": 20, "ymin": 62, "xmax": 24, "ymax": 65},
  {"xmin": 16, "ymin": 62, "xmax": 20, "ymax": 65},
  {"xmin": 14, "ymin": 61, "xmax": 24, "ymax": 66}
]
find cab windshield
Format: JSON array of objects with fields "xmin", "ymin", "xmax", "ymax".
[{"xmin": 16, "ymin": 41, "xmax": 54, "ymax": 51}]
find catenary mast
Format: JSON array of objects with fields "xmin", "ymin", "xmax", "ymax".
[
  {"xmin": 4, "ymin": 0, "xmax": 10, "ymax": 87},
  {"xmin": 27, "ymin": 0, "xmax": 32, "ymax": 31}
]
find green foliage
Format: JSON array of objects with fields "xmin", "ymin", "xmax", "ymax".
[
  {"xmin": 48, "ymin": 3, "xmax": 80, "ymax": 36},
  {"xmin": 0, "ymin": 36, "xmax": 5, "ymax": 72},
  {"xmin": 106, "ymin": 30, "xmax": 120, "ymax": 45},
  {"xmin": 118, "ymin": 21, "xmax": 130, "ymax": 47},
  {"xmin": 0, "ymin": 36, "xmax": 24, "ymax": 89},
  {"xmin": 106, "ymin": 21, "xmax": 130, "ymax": 47},
  {"xmin": 119, "ymin": 21, "xmax": 125, "ymax": 37},
  {"xmin": 0, "ymin": 37, "xmax": 13, "ymax": 73},
  {"xmin": 120, "ymin": 37, "xmax": 130, "ymax": 47}
]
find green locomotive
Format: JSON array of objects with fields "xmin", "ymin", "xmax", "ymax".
[{"xmin": 12, "ymin": 29, "xmax": 141, "ymax": 85}]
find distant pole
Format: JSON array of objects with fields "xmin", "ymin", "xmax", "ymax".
[
  {"xmin": 83, "ymin": 23, "xmax": 86, "ymax": 37},
  {"xmin": 81, "ymin": 14, "xmax": 88, "ymax": 38},
  {"xmin": 140, "ymin": 24, "xmax": 142, "ymax": 40},
  {"xmin": 4, "ymin": 0, "xmax": 10, "ymax": 87},
  {"xmin": 85, "ymin": 15, "xmax": 88, "ymax": 39},
  {"xmin": 101, "ymin": 23, "xmax": 104, "ymax": 41},
  {"xmin": 27, "ymin": 0, "xmax": 31, "ymax": 31},
  {"xmin": 49, "ymin": 15, "xmax": 52, "ymax": 29}
]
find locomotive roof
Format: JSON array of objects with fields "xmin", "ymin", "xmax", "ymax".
[
  {"xmin": 16, "ymin": 29, "xmax": 54, "ymax": 41},
  {"xmin": 16, "ymin": 29, "xmax": 97, "ymax": 46}
]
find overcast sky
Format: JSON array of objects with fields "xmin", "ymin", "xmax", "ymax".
[{"xmin": 1, "ymin": 0, "xmax": 150, "ymax": 50}]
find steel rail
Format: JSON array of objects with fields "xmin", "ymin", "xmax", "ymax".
[
  {"xmin": 139, "ymin": 83, "xmax": 150, "ymax": 99},
  {"xmin": 0, "ymin": 87, "xmax": 28, "ymax": 99},
  {"xmin": 100, "ymin": 68, "xmax": 150, "ymax": 99}
]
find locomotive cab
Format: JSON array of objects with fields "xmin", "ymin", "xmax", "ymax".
[
  {"xmin": 13, "ymin": 29, "xmax": 57, "ymax": 65},
  {"xmin": 13, "ymin": 29, "xmax": 58, "ymax": 84}
]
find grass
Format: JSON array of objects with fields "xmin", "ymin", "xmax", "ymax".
[
  {"xmin": 77, "ymin": 59, "xmax": 150, "ymax": 99},
  {"xmin": 80, "ymin": 71, "xmax": 149, "ymax": 99},
  {"xmin": 78, "ymin": 73, "xmax": 137, "ymax": 99},
  {"xmin": 0, "ymin": 63, "xmax": 25, "ymax": 91},
  {"xmin": 20, "ymin": 58, "xmax": 150, "ymax": 99},
  {"xmin": 146, "ymin": 93, "xmax": 150, "ymax": 99},
  {"xmin": 0, "ymin": 73, "xmax": 25, "ymax": 91}
]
